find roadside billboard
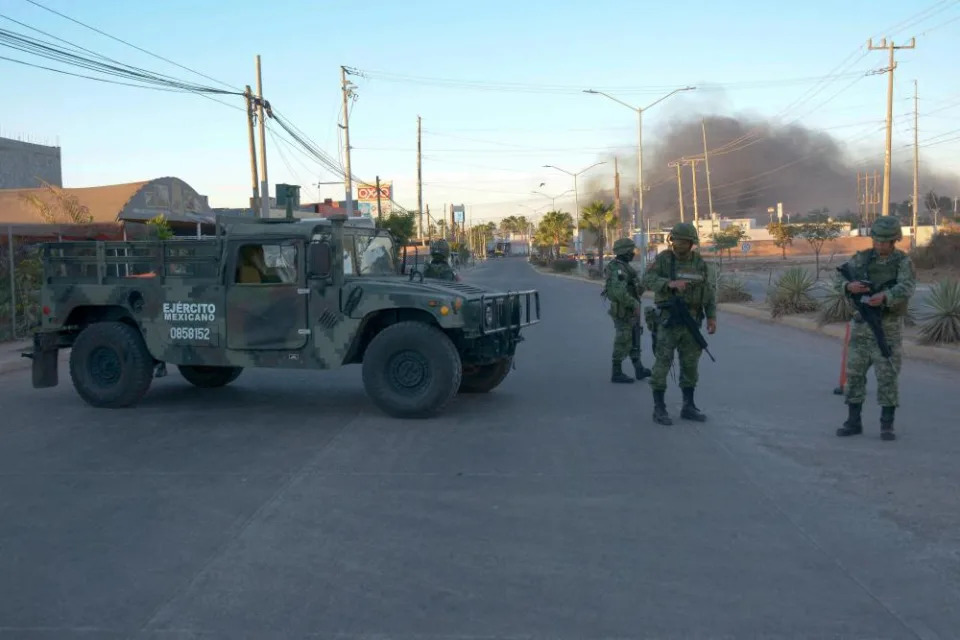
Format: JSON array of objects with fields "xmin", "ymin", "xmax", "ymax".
[{"xmin": 357, "ymin": 181, "xmax": 392, "ymax": 217}]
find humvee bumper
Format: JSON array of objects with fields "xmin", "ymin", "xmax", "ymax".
[
  {"xmin": 28, "ymin": 332, "xmax": 59, "ymax": 389},
  {"xmin": 479, "ymin": 290, "xmax": 541, "ymax": 335}
]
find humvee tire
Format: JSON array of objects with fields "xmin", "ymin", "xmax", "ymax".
[
  {"xmin": 178, "ymin": 365, "xmax": 243, "ymax": 388},
  {"xmin": 459, "ymin": 357, "xmax": 512, "ymax": 394},
  {"xmin": 362, "ymin": 321, "xmax": 462, "ymax": 418},
  {"xmin": 69, "ymin": 321, "xmax": 154, "ymax": 408}
]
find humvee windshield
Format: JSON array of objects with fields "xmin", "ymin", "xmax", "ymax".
[{"xmin": 354, "ymin": 234, "xmax": 396, "ymax": 276}]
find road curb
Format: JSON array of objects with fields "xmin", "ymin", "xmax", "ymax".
[{"xmin": 533, "ymin": 265, "xmax": 960, "ymax": 370}]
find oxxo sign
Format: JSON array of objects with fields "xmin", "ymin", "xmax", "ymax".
[{"xmin": 357, "ymin": 184, "xmax": 391, "ymax": 200}]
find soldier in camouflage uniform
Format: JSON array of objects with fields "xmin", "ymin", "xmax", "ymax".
[
  {"xmin": 422, "ymin": 239, "xmax": 457, "ymax": 281},
  {"xmin": 602, "ymin": 237, "xmax": 652, "ymax": 383},
  {"xmin": 641, "ymin": 222, "xmax": 717, "ymax": 425},
  {"xmin": 835, "ymin": 216, "xmax": 915, "ymax": 441}
]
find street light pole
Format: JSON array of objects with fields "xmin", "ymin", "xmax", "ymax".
[
  {"xmin": 543, "ymin": 162, "xmax": 606, "ymax": 255},
  {"xmin": 532, "ymin": 188, "xmax": 573, "ymax": 210},
  {"xmin": 583, "ymin": 85, "xmax": 695, "ymax": 269}
]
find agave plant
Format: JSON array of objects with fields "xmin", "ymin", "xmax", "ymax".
[
  {"xmin": 717, "ymin": 274, "xmax": 753, "ymax": 303},
  {"xmin": 916, "ymin": 280, "xmax": 960, "ymax": 345},
  {"xmin": 768, "ymin": 266, "xmax": 819, "ymax": 318},
  {"xmin": 815, "ymin": 280, "xmax": 853, "ymax": 326}
]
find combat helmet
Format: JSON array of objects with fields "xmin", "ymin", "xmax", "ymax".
[
  {"xmin": 870, "ymin": 216, "xmax": 902, "ymax": 242},
  {"xmin": 612, "ymin": 237, "xmax": 636, "ymax": 256},
  {"xmin": 430, "ymin": 238, "xmax": 451, "ymax": 258},
  {"xmin": 669, "ymin": 222, "xmax": 699, "ymax": 244}
]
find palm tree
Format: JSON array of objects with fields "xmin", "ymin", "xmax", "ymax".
[
  {"xmin": 514, "ymin": 215, "xmax": 530, "ymax": 254},
  {"xmin": 580, "ymin": 200, "xmax": 618, "ymax": 272},
  {"xmin": 536, "ymin": 210, "xmax": 574, "ymax": 258}
]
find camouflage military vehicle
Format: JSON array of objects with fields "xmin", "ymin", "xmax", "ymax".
[{"xmin": 25, "ymin": 213, "xmax": 541, "ymax": 418}]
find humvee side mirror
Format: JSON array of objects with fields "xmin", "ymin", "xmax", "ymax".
[{"xmin": 308, "ymin": 242, "xmax": 332, "ymax": 277}]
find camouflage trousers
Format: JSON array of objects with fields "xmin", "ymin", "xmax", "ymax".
[
  {"xmin": 845, "ymin": 318, "xmax": 903, "ymax": 407},
  {"xmin": 611, "ymin": 316, "xmax": 641, "ymax": 362},
  {"xmin": 650, "ymin": 324, "xmax": 702, "ymax": 392}
]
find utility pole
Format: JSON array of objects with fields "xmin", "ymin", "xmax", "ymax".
[
  {"xmin": 614, "ymin": 157, "xmax": 623, "ymax": 237},
  {"xmin": 668, "ymin": 161, "xmax": 684, "ymax": 222},
  {"xmin": 255, "ymin": 56, "xmax": 269, "ymax": 218},
  {"xmin": 701, "ymin": 120, "xmax": 715, "ymax": 224},
  {"xmin": 244, "ymin": 85, "xmax": 260, "ymax": 210},
  {"xmin": 869, "ymin": 37, "xmax": 916, "ymax": 217},
  {"xmin": 375, "ymin": 175, "xmax": 383, "ymax": 220},
  {"xmin": 417, "ymin": 115, "xmax": 423, "ymax": 240},
  {"xmin": 857, "ymin": 171, "xmax": 867, "ymax": 232},
  {"xmin": 913, "ymin": 78, "xmax": 919, "ymax": 249},
  {"xmin": 689, "ymin": 159, "xmax": 700, "ymax": 225},
  {"xmin": 340, "ymin": 66, "xmax": 355, "ymax": 217}
]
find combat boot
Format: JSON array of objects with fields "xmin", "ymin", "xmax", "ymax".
[
  {"xmin": 836, "ymin": 403, "xmax": 863, "ymax": 436},
  {"xmin": 652, "ymin": 389, "xmax": 672, "ymax": 425},
  {"xmin": 880, "ymin": 406, "xmax": 896, "ymax": 441},
  {"xmin": 680, "ymin": 387, "xmax": 707, "ymax": 422},
  {"xmin": 611, "ymin": 360, "xmax": 634, "ymax": 384},
  {"xmin": 631, "ymin": 357, "xmax": 651, "ymax": 380}
]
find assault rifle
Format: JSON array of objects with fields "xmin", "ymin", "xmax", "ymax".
[
  {"xmin": 836, "ymin": 263, "xmax": 897, "ymax": 361},
  {"xmin": 661, "ymin": 269, "xmax": 716, "ymax": 362}
]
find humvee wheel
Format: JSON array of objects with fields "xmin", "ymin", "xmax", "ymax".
[
  {"xmin": 178, "ymin": 365, "xmax": 243, "ymax": 388},
  {"xmin": 362, "ymin": 321, "xmax": 462, "ymax": 418},
  {"xmin": 69, "ymin": 321, "xmax": 154, "ymax": 408},
  {"xmin": 459, "ymin": 357, "xmax": 512, "ymax": 394}
]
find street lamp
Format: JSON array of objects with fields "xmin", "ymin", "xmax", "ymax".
[
  {"xmin": 583, "ymin": 85, "xmax": 696, "ymax": 269},
  {"xmin": 543, "ymin": 162, "xmax": 606, "ymax": 254},
  {"xmin": 531, "ymin": 188, "xmax": 574, "ymax": 209}
]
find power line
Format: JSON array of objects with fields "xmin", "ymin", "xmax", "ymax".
[
  {"xmin": 0, "ymin": 25, "xmax": 240, "ymax": 95},
  {"xmin": 21, "ymin": 0, "xmax": 241, "ymax": 92}
]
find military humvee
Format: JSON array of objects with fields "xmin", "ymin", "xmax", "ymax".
[{"xmin": 26, "ymin": 213, "xmax": 541, "ymax": 418}]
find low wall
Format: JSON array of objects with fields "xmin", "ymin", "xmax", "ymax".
[{"xmin": 730, "ymin": 237, "xmax": 874, "ymax": 259}]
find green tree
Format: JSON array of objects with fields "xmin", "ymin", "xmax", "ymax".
[
  {"xmin": 536, "ymin": 210, "xmax": 574, "ymax": 258},
  {"xmin": 767, "ymin": 221, "xmax": 797, "ymax": 260},
  {"xmin": 710, "ymin": 224, "xmax": 746, "ymax": 272},
  {"xmin": 798, "ymin": 217, "xmax": 843, "ymax": 280},
  {"xmin": 376, "ymin": 210, "xmax": 417, "ymax": 247},
  {"xmin": 147, "ymin": 214, "xmax": 174, "ymax": 240},
  {"xmin": 579, "ymin": 200, "xmax": 618, "ymax": 271}
]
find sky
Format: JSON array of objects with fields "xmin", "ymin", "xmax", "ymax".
[{"xmin": 1, "ymin": 0, "xmax": 959, "ymax": 226}]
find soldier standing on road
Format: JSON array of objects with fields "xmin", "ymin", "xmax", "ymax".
[
  {"xmin": 835, "ymin": 216, "xmax": 916, "ymax": 441},
  {"xmin": 602, "ymin": 237, "xmax": 652, "ymax": 384},
  {"xmin": 641, "ymin": 223, "xmax": 717, "ymax": 425},
  {"xmin": 422, "ymin": 239, "xmax": 458, "ymax": 281}
]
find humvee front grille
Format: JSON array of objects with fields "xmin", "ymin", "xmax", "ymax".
[{"xmin": 479, "ymin": 290, "xmax": 540, "ymax": 334}]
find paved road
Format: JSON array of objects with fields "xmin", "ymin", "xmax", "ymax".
[{"xmin": 1, "ymin": 258, "xmax": 959, "ymax": 639}]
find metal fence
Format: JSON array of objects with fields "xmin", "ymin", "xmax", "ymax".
[
  {"xmin": 0, "ymin": 223, "xmax": 155, "ymax": 343},
  {"xmin": 1, "ymin": 226, "xmax": 41, "ymax": 342}
]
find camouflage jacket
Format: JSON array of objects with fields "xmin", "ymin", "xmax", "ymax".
[
  {"xmin": 641, "ymin": 249, "xmax": 716, "ymax": 321},
  {"xmin": 423, "ymin": 260, "xmax": 457, "ymax": 281},
  {"xmin": 602, "ymin": 258, "xmax": 642, "ymax": 320},
  {"xmin": 833, "ymin": 248, "xmax": 915, "ymax": 317}
]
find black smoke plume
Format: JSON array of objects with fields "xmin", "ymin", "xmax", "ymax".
[{"xmin": 582, "ymin": 113, "xmax": 959, "ymax": 227}]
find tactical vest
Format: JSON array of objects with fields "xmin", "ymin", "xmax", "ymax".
[
  {"xmin": 854, "ymin": 249, "xmax": 906, "ymax": 316},
  {"xmin": 602, "ymin": 258, "xmax": 641, "ymax": 319},
  {"xmin": 652, "ymin": 251, "xmax": 710, "ymax": 318}
]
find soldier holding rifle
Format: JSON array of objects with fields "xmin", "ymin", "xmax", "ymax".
[
  {"xmin": 642, "ymin": 223, "xmax": 717, "ymax": 425},
  {"xmin": 834, "ymin": 216, "xmax": 916, "ymax": 441}
]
